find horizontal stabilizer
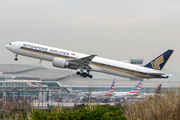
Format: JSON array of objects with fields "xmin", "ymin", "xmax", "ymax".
[
  {"xmin": 148, "ymin": 73, "xmax": 165, "ymax": 76},
  {"xmin": 166, "ymin": 74, "xmax": 174, "ymax": 76}
]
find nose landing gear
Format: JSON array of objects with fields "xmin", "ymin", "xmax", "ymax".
[
  {"xmin": 14, "ymin": 54, "xmax": 18, "ymax": 61},
  {"xmin": 14, "ymin": 58, "xmax": 18, "ymax": 61}
]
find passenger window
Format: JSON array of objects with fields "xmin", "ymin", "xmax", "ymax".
[{"xmin": 9, "ymin": 43, "xmax": 12, "ymax": 45}]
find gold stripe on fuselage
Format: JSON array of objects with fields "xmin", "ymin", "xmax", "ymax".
[
  {"xmin": 21, "ymin": 47, "xmax": 155, "ymax": 78},
  {"xmin": 90, "ymin": 63, "xmax": 154, "ymax": 78}
]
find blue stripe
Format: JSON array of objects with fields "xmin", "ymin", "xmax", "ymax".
[{"xmin": 131, "ymin": 80, "xmax": 143, "ymax": 91}]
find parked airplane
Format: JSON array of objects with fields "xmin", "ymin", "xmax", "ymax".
[
  {"xmin": 6, "ymin": 41, "xmax": 174, "ymax": 79},
  {"xmin": 142, "ymin": 84, "xmax": 162, "ymax": 98},
  {"xmin": 78, "ymin": 79, "xmax": 116, "ymax": 102},
  {"xmin": 155, "ymin": 84, "xmax": 162, "ymax": 94},
  {"xmin": 111, "ymin": 80, "xmax": 143, "ymax": 101}
]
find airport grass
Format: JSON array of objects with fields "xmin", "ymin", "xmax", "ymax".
[{"xmin": 124, "ymin": 88, "xmax": 180, "ymax": 120}]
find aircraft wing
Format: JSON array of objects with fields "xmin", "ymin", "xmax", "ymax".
[
  {"xmin": 67, "ymin": 55, "xmax": 97, "ymax": 70},
  {"xmin": 82, "ymin": 93, "xmax": 97, "ymax": 99}
]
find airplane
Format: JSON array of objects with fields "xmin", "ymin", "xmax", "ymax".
[
  {"xmin": 111, "ymin": 80, "xmax": 143, "ymax": 101},
  {"xmin": 78, "ymin": 79, "xmax": 116, "ymax": 102},
  {"xmin": 6, "ymin": 41, "xmax": 174, "ymax": 79},
  {"xmin": 155, "ymin": 84, "xmax": 162, "ymax": 94},
  {"xmin": 142, "ymin": 84, "xmax": 163, "ymax": 97}
]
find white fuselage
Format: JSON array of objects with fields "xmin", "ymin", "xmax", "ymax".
[
  {"xmin": 80, "ymin": 91, "xmax": 113, "ymax": 100},
  {"xmin": 6, "ymin": 41, "xmax": 164, "ymax": 79},
  {"xmin": 112, "ymin": 92, "xmax": 142, "ymax": 100},
  {"xmin": 112, "ymin": 92, "xmax": 129, "ymax": 99}
]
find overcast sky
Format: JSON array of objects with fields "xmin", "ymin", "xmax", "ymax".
[{"xmin": 0, "ymin": 0, "xmax": 180, "ymax": 73}]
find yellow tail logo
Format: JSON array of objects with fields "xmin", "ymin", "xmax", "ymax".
[{"xmin": 151, "ymin": 55, "xmax": 164, "ymax": 70}]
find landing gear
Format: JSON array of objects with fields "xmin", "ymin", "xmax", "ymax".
[
  {"xmin": 76, "ymin": 71, "xmax": 93, "ymax": 78},
  {"xmin": 89, "ymin": 75, "xmax": 93, "ymax": 78},
  {"xmin": 76, "ymin": 71, "xmax": 80, "ymax": 75},
  {"xmin": 14, "ymin": 58, "xmax": 18, "ymax": 61},
  {"xmin": 14, "ymin": 54, "xmax": 18, "ymax": 61}
]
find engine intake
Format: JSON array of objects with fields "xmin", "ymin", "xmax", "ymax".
[{"xmin": 52, "ymin": 57, "xmax": 69, "ymax": 68}]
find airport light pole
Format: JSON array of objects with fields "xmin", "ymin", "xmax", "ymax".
[
  {"xmin": 38, "ymin": 60, "xmax": 43, "ymax": 81},
  {"xmin": 39, "ymin": 59, "xmax": 43, "ymax": 107}
]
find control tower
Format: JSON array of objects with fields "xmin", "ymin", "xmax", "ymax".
[{"xmin": 130, "ymin": 59, "xmax": 143, "ymax": 66}]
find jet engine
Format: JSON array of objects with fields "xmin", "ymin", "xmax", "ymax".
[{"xmin": 52, "ymin": 57, "xmax": 69, "ymax": 68}]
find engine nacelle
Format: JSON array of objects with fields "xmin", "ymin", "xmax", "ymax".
[{"xmin": 52, "ymin": 57, "xmax": 69, "ymax": 68}]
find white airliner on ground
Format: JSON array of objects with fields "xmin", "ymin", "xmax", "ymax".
[
  {"xmin": 142, "ymin": 84, "xmax": 162, "ymax": 98},
  {"xmin": 6, "ymin": 41, "xmax": 174, "ymax": 79},
  {"xmin": 111, "ymin": 80, "xmax": 143, "ymax": 101},
  {"xmin": 79, "ymin": 79, "xmax": 116, "ymax": 102}
]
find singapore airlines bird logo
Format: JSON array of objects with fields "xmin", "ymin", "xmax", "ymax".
[{"xmin": 151, "ymin": 55, "xmax": 164, "ymax": 70}]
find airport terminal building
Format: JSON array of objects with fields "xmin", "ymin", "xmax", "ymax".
[{"xmin": 0, "ymin": 63, "xmax": 179, "ymax": 102}]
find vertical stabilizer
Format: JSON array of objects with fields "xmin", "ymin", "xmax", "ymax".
[
  {"xmin": 156, "ymin": 84, "xmax": 162, "ymax": 94},
  {"xmin": 104, "ymin": 79, "xmax": 115, "ymax": 96},
  {"xmin": 128, "ymin": 80, "xmax": 143, "ymax": 97},
  {"xmin": 144, "ymin": 49, "xmax": 174, "ymax": 71}
]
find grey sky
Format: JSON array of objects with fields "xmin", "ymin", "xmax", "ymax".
[{"xmin": 0, "ymin": 0, "xmax": 180, "ymax": 73}]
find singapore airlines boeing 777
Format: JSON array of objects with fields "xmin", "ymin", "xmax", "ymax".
[{"xmin": 6, "ymin": 41, "xmax": 174, "ymax": 79}]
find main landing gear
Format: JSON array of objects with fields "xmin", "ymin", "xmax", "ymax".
[
  {"xmin": 76, "ymin": 71, "xmax": 93, "ymax": 78},
  {"xmin": 14, "ymin": 54, "xmax": 18, "ymax": 61}
]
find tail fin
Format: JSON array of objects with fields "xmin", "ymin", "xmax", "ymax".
[
  {"xmin": 156, "ymin": 84, "xmax": 162, "ymax": 94},
  {"xmin": 128, "ymin": 80, "xmax": 143, "ymax": 97},
  {"xmin": 144, "ymin": 49, "xmax": 174, "ymax": 71},
  {"xmin": 105, "ymin": 79, "xmax": 115, "ymax": 95}
]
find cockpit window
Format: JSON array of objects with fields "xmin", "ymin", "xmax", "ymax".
[{"xmin": 9, "ymin": 43, "xmax": 12, "ymax": 45}]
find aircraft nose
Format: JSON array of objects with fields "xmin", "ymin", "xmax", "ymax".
[
  {"xmin": 6, "ymin": 44, "xmax": 9, "ymax": 49},
  {"xmin": 6, "ymin": 43, "xmax": 11, "ymax": 50}
]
